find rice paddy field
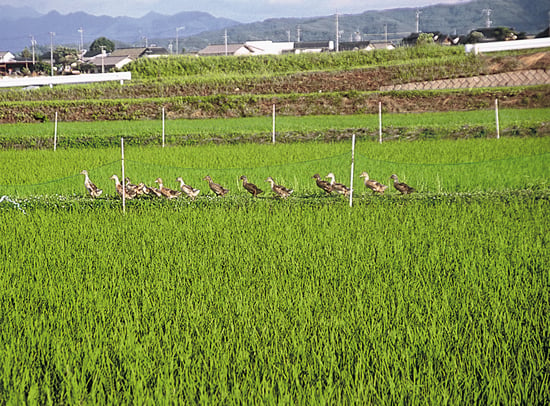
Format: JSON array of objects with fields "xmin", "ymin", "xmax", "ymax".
[{"xmin": 0, "ymin": 131, "xmax": 549, "ymax": 403}]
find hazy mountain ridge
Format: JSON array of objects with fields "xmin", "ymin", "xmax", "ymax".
[
  {"xmin": 0, "ymin": 0, "xmax": 547, "ymax": 53},
  {"xmin": 178, "ymin": 0, "xmax": 548, "ymax": 51},
  {"xmin": 0, "ymin": 8, "xmax": 240, "ymax": 51}
]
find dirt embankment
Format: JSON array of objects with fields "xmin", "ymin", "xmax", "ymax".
[{"xmin": 0, "ymin": 52, "xmax": 549, "ymax": 124}]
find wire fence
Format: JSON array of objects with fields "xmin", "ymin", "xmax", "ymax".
[{"xmin": 1, "ymin": 152, "xmax": 548, "ymax": 198}]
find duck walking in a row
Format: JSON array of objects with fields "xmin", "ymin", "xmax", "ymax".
[{"xmin": 81, "ymin": 170, "xmax": 415, "ymax": 200}]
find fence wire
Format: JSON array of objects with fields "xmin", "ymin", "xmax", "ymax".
[{"xmin": 0, "ymin": 152, "xmax": 548, "ymax": 198}]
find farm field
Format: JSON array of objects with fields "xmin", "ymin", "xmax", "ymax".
[
  {"xmin": 0, "ymin": 137, "xmax": 548, "ymax": 197},
  {"xmin": 1, "ymin": 46, "xmax": 549, "ymax": 403},
  {"xmin": 0, "ymin": 185, "xmax": 548, "ymax": 403},
  {"xmin": 1, "ymin": 137, "xmax": 549, "ymax": 403},
  {"xmin": 1, "ymin": 48, "xmax": 549, "ymax": 124},
  {"xmin": 0, "ymin": 108, "xmax": 549, "ymax": 148}
]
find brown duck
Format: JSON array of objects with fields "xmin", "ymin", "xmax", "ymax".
[
  {"xmin": 265, "ymin": 176, "xmax": 293, "ymax": 199},
  {"xmin": 203, "ymin": 175, "xmax": 229, "ymax": 197},
  {"xmin": 155, "ymin": 177, "xmax": 182, "ymax": 199},
  {"xmin": 312, "ymin": 173, "xmax": 332, "ymax": 194},
  {"xmin": 110, "ymin": 174, "xmax": 136, "ymax": 199},
  {"xmin": 325, "ymin": 172, "xmax": 350, "ymax": 197},
  {"xmin": 240, "ymin": 175, "xmax": 264, "ymax": 197},
  {"xmin": 176, "ymin": 177, "xmax": 201, "ymax": 200},
  {"xmin": 390, "ymin": 174, "xmax": 416, "ymax": 195},
  {"xmin": 80, "ymin": 170, "xmax": 103, "ymax": 198},
  {"xmin": 359, "ymin": 172, "xmax": 388, "ymax": 195},
  {"xmin": 125, "ymin": 177, "xmax": 147, "ymax": 196}
]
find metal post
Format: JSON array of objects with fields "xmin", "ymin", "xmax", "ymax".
[
  {"xmin": 162, "ymin": 107, "xmax": 165, "ymax": 147},
  {"xmin": 379, "ymin": 102, "xmax": 383, "ymax": 144},
  {"xmin": 495, "ymin": 99, "xmax": 500, "ymax": 139},
  {"xmin": 272, "ymin": 104, "xmax": 276, "ymax": 144},
  {"xmin": 349, "ymin": 134, "xmax": 356, "ymax": 207},
  {"xmin": 121, "ymin": 138, "xmax": 125, "ymax": 213},
  {"xmin": 54, "ymin": 112, "xmax": 58, "ymax": 151}
]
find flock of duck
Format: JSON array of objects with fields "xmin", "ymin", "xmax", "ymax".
[{"xmin": 80, "ymin": 170, "xmax": 415, "ymax": 200}]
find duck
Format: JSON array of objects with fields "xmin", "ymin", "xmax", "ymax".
[
  {"xmin": 325, "ymin": 172, "xmax": 350, "ymax": 196},
  {"xmin": 125, "ymin": 177, "xmax": 147, "ymax": 196},
  {"xmin": 390, "ymin": 174, "xmax": 416, "ymax": 195},
  {"xmin": 141, "ymin": 183, "xmax": 163, "ymax": 197},
  {"xmin": 359, "ymin": 172, "xmax": 388, "ymax": 195},
  {"xmin": 176, "ymin": 177, "xmax": 201, "ymax": 200},
  {"xmin": 110, "ymin": 174, "xmax": 136, "ymax": 199},
  {"xmin": 240, "ymin": 175, "xmax": 264, "ymax": 197},
  {"xmin": 312, "ymin": 173, "xmax": 332, "ymax": 194},
  {"xmin": 265, "ymin": 176, "xmax": 293, "ymax": 199},
  {"xmin": 80, "ymin": 170, "xmax": 103, "ymax": 198},
  {"xmin": 155, "ymin": 177, "xmax": 181, "ymax": 199},
  {"xmin": 203, "ymin": 175, "xmax": 229, "ymax": 197}
]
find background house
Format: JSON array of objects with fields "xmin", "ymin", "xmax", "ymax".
[
  {"xmin": 198, "ymin": 44, "xmax": 257, "ymax": 56},
  {"xmin": 0, "ymin": 51, "xmax": 15, "ymax": 63},
  {"xmin": 88, "ymin": 47, "xmax": 169, "ymax": 72}
]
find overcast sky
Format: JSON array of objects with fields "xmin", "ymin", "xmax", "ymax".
[{"xmin": 4, "ymin": 0, "xmax": 470, "ymax": 22}]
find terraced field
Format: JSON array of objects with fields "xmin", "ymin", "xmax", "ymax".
[{"xmin": 0, "ymin": 46, "xmax": 549, "ymax": 404}]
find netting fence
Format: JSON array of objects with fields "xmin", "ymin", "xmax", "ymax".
[{"xmin": 1, "ymin": 152, "xmax": 548, "ymax": 199}]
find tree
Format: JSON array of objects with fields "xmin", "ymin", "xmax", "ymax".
[
  {"xmin": 467, "ymin": 31, "xmax": 484, "ymax": 44},
  {"xmin": 20, "ymin": 47, "xmax": 32, "ymax": 60},
  {"xmin": 416, "ymin": 33, "xmax": 435, "ymax": 47},
  {"xmin": 89, "ymin": 37, "xmax": 115, "ymax": 57},
  {"xmin": 53, "ymin": 46, "xmax": 78, "ymax": 64}
]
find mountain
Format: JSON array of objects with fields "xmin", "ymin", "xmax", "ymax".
[
  {"xmin": 0, "ymin": 0, "xmax": 547, "ymax": 54},
  {"xmin": 0, "ymin": 5, "xmax": 42, "ymax": 21},
  {"xmin": 178, "ymin": 0, "xmax": 549, "ymax": 51},
  {"xmin": 0, "ymin": 9, "xmax": 240, "ymax": 53}
]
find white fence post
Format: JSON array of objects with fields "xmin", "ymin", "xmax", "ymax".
[
  {"xmin": 272, "ymin": 104, "xmax": 276, "ymax": 144},
  {"xmin": 53, "ymin": 112, "xmax": 58, "ymax": 151},
  {"xmin": 349, "ymin": 133, "xmax": 356, "ymax": 208},
  {"xmin": 378, "ymin": 102, "xmax": 382, "ymax": 144},
  {"xmin": 162, "ymin": 106, "xmax": 165, "ymax": 147},
  {"xmin": 495, "ymin": 99, "xmax": 500, "ymax": 139},
  {"xmin": 121, "ymin": 138, "xmax": 125, "ymax": 214}
]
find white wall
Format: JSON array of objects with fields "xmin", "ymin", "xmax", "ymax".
[
  {"xmin": 465, "ymin": 37, "xmax": 550, "ymax": 54},
  {"xmin": 0, "ymin": 72, "xmax": 132, "ymax": 88}
]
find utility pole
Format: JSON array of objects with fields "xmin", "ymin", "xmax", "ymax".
[
  {"xmin": 384, "ymin": 24, "xmax": 388, "ymax": 43},
  {"xmin": 78, "ymin": 27, "xmax": 84, "ymax": 54},
  {"xmin": 335, "ymin": 12, "xmax": 339, "ymax": 52},
  {"xmin": 482, "ymin": 8, "xmax": 493, "ymax": 28},
  {"xmin": 297, "ymin": 26, "xmax": 301, "ymax": 43},
  {"xmin": 224, "ymin": 29, "xmax": 228, "ymax": 56},
  {"xmin": 49, "ymin": 31, "xmax": 55, "ymax": 76},
  {"xmin": 30, "ymin": 35, "xmax": 36, "ymax": 64},
  {"xmin": 100, "ymin": 45, "xmax": 105, "ymax": 73},
  {"xmin": 287, "ymin": 30, "xmax": 291, "ymax": 42},
  {"xmin": 415, "ymin": 9, "xmax": 422, "ymax": 33},
  {"xmin": 175, "ymin": 26, "xmax": 184, "ymax": 55}
]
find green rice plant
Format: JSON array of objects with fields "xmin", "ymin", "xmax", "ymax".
[
  {"xmin": 123, "ymin": 47, "xmax": 467, "ymax": 79},
  {"xmin": 0, "ymin": 194, "xmax": 547, "ymax": 403},
  {"xmin": 0, "ymin": 108, "xmax": 548, "ymax": 147},
  {"xmin": 0, "ymin": 137, "xmax": 548, "ymax": 198}
]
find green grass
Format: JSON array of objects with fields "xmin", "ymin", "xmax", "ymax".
[
  {"xmin": 123, "ymin": 46, "xmax": 469, "ymax": 79},
  {"xmin": 0, "ymin": 108, "xmax": 548, "ymax": 147},
  {"xmin": 0, "ymin": 194, "xmax": 547, "ymax": 403},
  {"xmin": 0, "ymin": 137, "xmax": 548, "ymax": 198},
  {"xmin": 1, "ymin": 134, "xmax": 548, "ymax": 403}
]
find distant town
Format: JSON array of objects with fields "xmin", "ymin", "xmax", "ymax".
[{"xmin": 1, "ymin": 25, "xmax": 549, "ymax": 78}]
